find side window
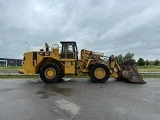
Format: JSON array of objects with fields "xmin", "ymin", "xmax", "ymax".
[
  {"xmin": 68, "ymin": 45, "xmax": 73, "ymax": 52},
  {"xmin": 60, "ymin": 42, "xmax": 77, "ymax": 59}
]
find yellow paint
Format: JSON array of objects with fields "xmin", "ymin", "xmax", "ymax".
[
  {"xmin": 45, "ymin": 68, "xmax": 56, "ymax": 79},
  {"xmin": 19, "ymin": 42, "xmax": 124, "ymax": 80},
  {"xmin": 94, "ymin": 68, "xmax": 106, "ymax": 79}
]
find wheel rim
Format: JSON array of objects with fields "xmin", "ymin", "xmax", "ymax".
[
  {"xmin": 45, "ymin": 68, "xmax": 56, "ymax": 79},
  {"xmin": 94, "ymin": 67, "xmax": 106, "ymax": 79}
]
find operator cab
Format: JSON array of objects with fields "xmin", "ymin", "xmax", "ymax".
[{"xmin": 60, "ymin": 41, "xmax": 78, "ymax": 59}]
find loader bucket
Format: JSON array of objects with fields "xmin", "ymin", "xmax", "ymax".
[{"xmin": 121, "ymin": 64, "xmax": 146, "ymax": 84}]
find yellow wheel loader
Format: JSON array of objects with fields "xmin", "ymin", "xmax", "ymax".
[{"xmin": 19, "ymin": 41, "xmax": 146, "ymax": 84}]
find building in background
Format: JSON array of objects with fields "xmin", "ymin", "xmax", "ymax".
[{"xmin": 0, "ymin": 58, "xmax": 22, "ymax": 66}]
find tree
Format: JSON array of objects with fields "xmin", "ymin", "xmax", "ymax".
[
  {"xmin": 154, "ymin": 59, "xmax": 159, "ymax": 66},
  {"xmin": 115, "ymin": 54, "xmax": 123, "ymax": 64},
  {"xmin": 145, "ymin": 60, "xmax": 149, "ymax": 66},
  {"xmin": 122, "ymin": 53, "xmax": 136, "ymax": 65},
  {"xmin": 115, "ymin": 52, "xmax": 136, "ymax": 65},
  {"xmin": 138, "ymin": 58, "xmax": 145, "ymax": 66},
  {"xmin": 123, "ymin": 52, "xmax": 135, "ymax": 61}
]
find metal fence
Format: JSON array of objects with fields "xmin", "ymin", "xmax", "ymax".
[
  {"xmin": 0, "ymin": 58, "xmax": 22, "ymax": 66},
  {"xmin": 140, "ymin": 72, "xmax": 160, "ymax": 76}
]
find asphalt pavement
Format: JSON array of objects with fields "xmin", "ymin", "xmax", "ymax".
[{"xmin": 0, "ymin": 78, "xmax": 160, "ymax": 120}]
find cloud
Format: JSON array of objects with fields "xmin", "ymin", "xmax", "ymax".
[{"xmin": 0, "ymin": 0, "xmax": 160, "ymax": 60}]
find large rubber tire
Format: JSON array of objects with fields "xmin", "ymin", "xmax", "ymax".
[
  {"xmin": 57, "ymin": 70, "xmax": 64, "ymax": 82},
  {"xmin": 40, "ymin": 63, "xmax": 61, "ymax": 84},
  {"xmin": 90, "ymin": 64, "xmax": 110, "ymax": 83}
]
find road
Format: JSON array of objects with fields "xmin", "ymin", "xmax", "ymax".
[{"xmin": 0, "ymin": 78, "xmax": 160, "ymax": 120}]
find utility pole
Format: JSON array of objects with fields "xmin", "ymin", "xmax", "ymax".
[
  {"xmin": 26, "ymin": 42, "xmax": 29, "ymax": 51},
  {"xmin": 12, "ymin": 54, "xmax": 13, "ymax": 66}
]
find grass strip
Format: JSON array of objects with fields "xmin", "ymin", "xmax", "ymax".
[{"xmin": 0, "ymin": 74, "xmax": 160, "ymax": 79}]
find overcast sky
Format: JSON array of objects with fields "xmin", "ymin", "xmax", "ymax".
[{"xmin": 0, "ymin": 0, "xmax": 160, "ymax": 61}]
